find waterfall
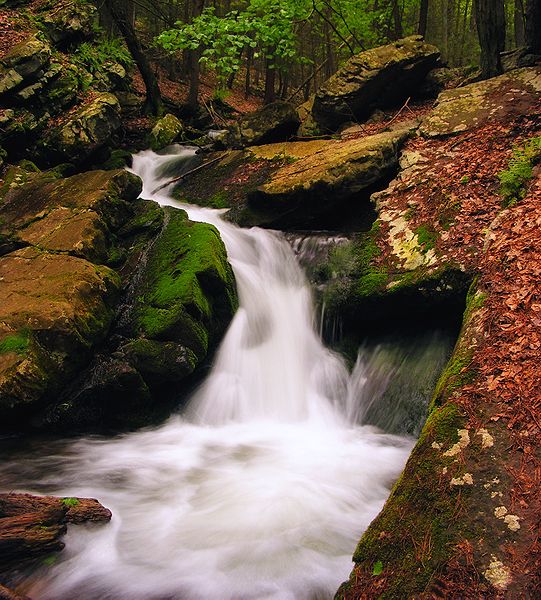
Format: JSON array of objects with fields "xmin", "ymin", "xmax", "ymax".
[{"xmin": 1, "ymin": 147, "xmax": 417, "ymax": 600}]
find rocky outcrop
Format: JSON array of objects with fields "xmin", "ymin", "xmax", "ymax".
[
  {"xmin": 309, "ymin": 36, "xmax": 440, "ymax": 132},
  {"xmin": 421, "ymin": 66, "xmax": 541, "ymax": 137},
  {"xmin": 40, "ymin": 93, "xmax": 121, "ymax": 164},
  {"xmin": 336, "ymin": 68, "xmax": 541, "ymax": 598},
  {"xmin": 0, "ymin": 492, "xmax": 110, "ymax": 578},
  {"xmin": 173, "ymin": 127, "xmax": 412, "ymax": 230},
  {"xmin": 149, "ymin": 113, "xmax": 184, "ymax": 151},
  {"xmin": 0, "ymin": 162, "xmax": 237, "ymax": 432},
  {"xmin": 227, "ymin": 101, "xmax": 301, "ymax": 147},
  {"xmin": 243, "ymin": 129, "xmax": 410, "ymax": 228}
]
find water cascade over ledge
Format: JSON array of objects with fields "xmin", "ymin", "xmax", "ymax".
[{"xmin": 2, "ymin": 146, "xmax": 428, "ymax": 600}]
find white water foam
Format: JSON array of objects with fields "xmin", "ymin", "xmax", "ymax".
[{"xmin": 11, "ymin": 146, "xmax": 414, "ymax": 600}]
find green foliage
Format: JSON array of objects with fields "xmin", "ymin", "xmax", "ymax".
[
  {"xmin": 73, "ymin": 38, "xmax": 133, "ymax": 90},
  {"xmin": 499, "ymin": 136, "xmax": 541, "ymax": 207},
  {"xmin": 156, "ymin": 1, "xmax": 308, "ymax": 87},
  {"xmin": 61, "ymin": 497, "xmax": 80, "ymax": 507}
]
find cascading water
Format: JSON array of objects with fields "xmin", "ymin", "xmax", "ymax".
[{"xmin": 1, "ymin": 146, "xmax": 419, "ymax": 600}]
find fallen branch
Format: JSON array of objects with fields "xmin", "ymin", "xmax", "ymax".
[{"xmin": 152, "ymin": 156, "xmax": 222, "ymax": 194}]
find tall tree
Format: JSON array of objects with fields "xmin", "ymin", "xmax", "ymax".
[
  {"xmin": 418, "ymin": 0, "xmax": 429, "ymax": 37},
  {"xmin": 514, "ymin": 0, "xmax": 526, "ymax": 46},
  {"xmin": 104, "ymin": 0, "xmax": 163, "ymax": 115},
  {"xmin": 524, "ymin": 0, "xmax": 541, "ymax": 53},
  {"xmin": 474, "ymin": 0, "xmax": 506, "ymax": 78}
]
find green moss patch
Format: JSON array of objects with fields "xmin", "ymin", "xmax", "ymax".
[
  {"xmin": 0, "ymin": 331, "xmax": 30, "ymax": 355},
  {"xmin": 499, "ymin": 135, "xmax": 541, "ymax": 207},
  {"xmin": 134, "ymin": 207, "xmax": 237, "ymax": 358}
]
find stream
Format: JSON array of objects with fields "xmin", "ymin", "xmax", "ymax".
[{"xmin": 0, "ymin": 147, "xmax": 454, "ymax": 600}]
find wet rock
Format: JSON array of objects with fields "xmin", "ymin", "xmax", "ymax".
[
  {"xmin": 0, "ymin": 169, "xmax": 143, "ymax": 427},
  {"xmin": 40, "ymin": 92, "xmax": 121, "ymax": 164},
  {"xmin": 149, "ymin": 113, "xmax": 184, "ymax": 151},
  {"xmin": 130, "ymin": 207, "xmax": 238, "ymax": 360},
  {"xmin": 0, "ymin": 492, "xmax": 110, "ymax": 574},
  {"xmin": 0, "ymin": 35, "xmax": 51, "ymax": 98},
  {"xmin": 309, "ymin": 36, "xmax": 440, "ymax": 132},
  {"xmin": 40, "ymin": 2, "xmax": 96, "ymax": 48},
  {"xmin": 240, "ymin": 128, "xmax": 410, "ymax": 228},
  {"xmin": 420, "ymin": 66, "xmax": 541, "ymax": 137},
  {"xmin": 228, "ymin": 101, "xmax": 301, "ymax": 147}
]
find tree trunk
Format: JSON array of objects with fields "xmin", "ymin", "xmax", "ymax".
[
  {"xmin": 391, "ymin": 0, "xmax": 404, "ymax": 39},
  {"xmin": 418, "ymin": 0, "xmax": 429, "ymax": 37},
  {"xmin": 104, "ymin": 0, "xmax": 163, "ymax": 116},
  {"xmin": 515, "ymin": 0, "xmax": 526, "ymax": 46},
  {"xmin": 474, "ymin": 0, "xmax": 506, "ymax": 78},
  {"xmin": 264, "ymin": 60, "xmax": 276, "ymax": 104},
  {"xmin": 187, "ymin": 0, "xmax": 206, "ymax": 109},
  {"xmin": 524, "ymin": 0, "xmax": 541, "ymax": 53}
]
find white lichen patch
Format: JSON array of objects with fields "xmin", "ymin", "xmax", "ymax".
[
  {"xmin": 444, "ymin": 429, "xmax": 470, "ymax": 457},
  {"xmin": 484, "ymin": 556, "xmax": 512, "ymax": 590},
  {"xmin": 380, "ymin": 213, "xmax": 438, "ymax": 271},
  {"xmin": 450, "ymin": 473, "xmax": 474, "ymax": 486},
  {"xmin": 504, "ymin": 514, "xmax": 521, "ymax": 532},
  {"xmin": 494, "ymin": 506, "xmax": 508, "ymax": 518},
  {"xmin": 494, "ymin": 506, "xmax": 521, "ymax": 531},
  {"xmin": 431, "ymin": 442, "xmax": 442, "ymax": 450},
  {"xmin": 477, "ymin": 428, "xmax": 494, "ymax": 449}
]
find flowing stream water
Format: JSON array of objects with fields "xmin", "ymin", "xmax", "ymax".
[{"xmin": 0, "ymin": 147, "xmax": 449, "ymax": 600}]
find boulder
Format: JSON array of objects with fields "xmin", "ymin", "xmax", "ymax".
[
  {"xmin": 0, "ymin": 35, "xmax": 51, "ymax": 99},
  {"xmin": 149, "ymin": 113, "xmax": 184, "ymax": 151},
  {"xmin": 309, "ymin": 36, "xmax": 440, "ymax": 132},
  {"xmin": 241, "ymin": 128, "xmax": 410, "ymax": 228},
  {"xmin": 228, "ymin": 101, "xmax": 301, "ymax": 147},
  {"xmin": 0, "ymin": 169, "xmax": 142, "ymax": 426},
  {"xmin": 41, "ymin": 92, "xmax": 121, "ymax": 164},
  {"xmin": 0, "ymin": 492, "xmax": 110, "ymax": 573},
  {"xmin": 130, "ymin": 207, "xmax": 237, "ymax": 360},
  {"xmin": 420, "ymin": 66, "xmax": 541, "ymax": 137},
  {"xmin": 40, "ymin": 1, "xmax": 96, "ymax": 48},
  {"xmin": 501, "ymin": 47, "xmax": 541, "ymax": 72}
]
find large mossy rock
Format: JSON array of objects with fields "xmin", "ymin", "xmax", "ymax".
[
  {"xmin": 421, "ymin": 66, "xmax": 541, "ymax": 137},
  {"xmin": 309, "ymin": 36, "xmax": 440, "ymax": 132},
  {"xmin": 149, "ymin": 113, "xmax": 184, "ymax": 151},
  {"xmin": 0, "ymin": 164, "xmax": 238, "ymax": 432},
  {"xmin": 0, "ymin": 168, "xmax": 142, "ymax": 427},
  {"xmin": 131, "ymin": 207, "xmax": 237, "ymax": 359},
  {"xmin": 0, "ymin": 35, "xmax": 51, "ymax": 98},
  {"xmin": 40, "ymin": 1, "xmax": 96, "ymax": 47},
  {"xmin": 228, "ymin": 101, "xmax": 301, "ymax": 147},
  {"xmin": 40, "ymin": 92, "xmax": 121, "ymax": 164},
  {"xmin": 238, "ymin": 128, "xmax": 410, "ymax": 228}
]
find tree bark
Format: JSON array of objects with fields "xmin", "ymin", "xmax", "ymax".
[
  {"xmin": 187, "ymin": 0, "xmax": 206, "ymax": 109},
  {"xmin": 104, "ymin": 0, "xmax": 163, "ymax": 116},
  {"xmin": 418, "ymin": 0, "xmax": 429, "ymax": 37},
  {"xmin": 264, "ymin": 60, "xmax": 276, "ymax": 104},
  {"xmin": 524, "ymin": 0, "xmax": 541, "ymax": 53},
  {"xmin": 514, "ymin": 0, "xmax": 526, "ymax": 46},
  {"xmin": 474, "ymin": 0, "xmax": 506, "ymax": 78}
]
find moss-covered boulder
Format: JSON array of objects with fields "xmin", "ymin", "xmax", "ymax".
[
  {"xmin": 131, "ymin": 207, "xmax": 237, "ymax": 360},
  {"xmin": 239, "ymin": 128, "xmax": 411, "ymax": 228},
  {"xmin": 149, "ymin": 113, "xmax": 184, "ymax": 151},
  {"xmin": 0, "ymin": 35, "xmax": 51, "ymax": 98},
  {"xmin": 0, "ymin": 248, "xmax": 121, "ymax": 426},
  {"xmin": 309, "ymin": 36, "xmax": 440, "ymax": 132},
  {"xmin": 40, "ymin": 92, "xmax": 121, "ymax": 164},
  {"xmin": 228, "ymin": 101, "xmax": 301, "ymax": 147},
  {"xmin": 0, "ymin": 168, "xmax": 143, "ymax": 428},
  {"xmin": 420, "ymin": 66, "xmax": 541, "ymax": 137},
  {"xmin": 40, "ymin": 1, "xmax": 96, "ymax": 48}
]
